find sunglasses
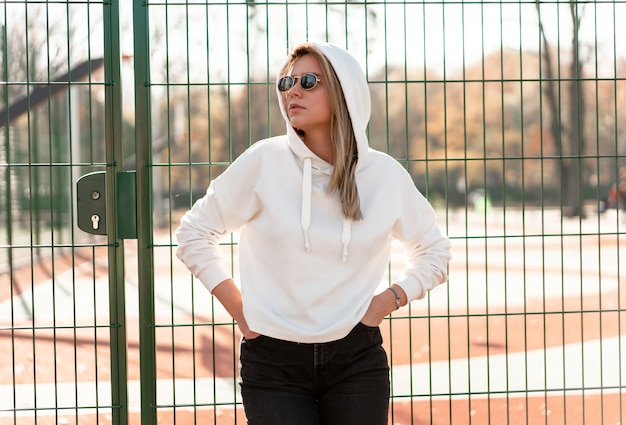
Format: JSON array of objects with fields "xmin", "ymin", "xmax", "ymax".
[{"xmin": 277, "ymin": 73, "xmax": 322, "ymax": 92}]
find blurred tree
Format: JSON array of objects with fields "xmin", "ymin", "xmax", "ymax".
[{"xmin": 535, "ymin": 0, "xmax": 588, "ymax": 217}]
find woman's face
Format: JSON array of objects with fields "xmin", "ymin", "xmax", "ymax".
[{"xmin": 283, "ymin": 54, "xmax": 332, "ymax": 137}]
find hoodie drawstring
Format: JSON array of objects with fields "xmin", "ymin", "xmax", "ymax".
[
  {"xmin": 301, "ymin": 157, "xmax": 312, "ymax": 252},
  {"xmin": 301, "ymin": 156, "xmax": 353, "ymax": 262},
  {"xmin": 341, "ymin": 217, "xmax": 352, "ymax": 263}
]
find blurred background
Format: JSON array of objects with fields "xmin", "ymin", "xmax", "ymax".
[{"xmin": 1, "ymin": 0, "xmax": 625, "ymax": 424}]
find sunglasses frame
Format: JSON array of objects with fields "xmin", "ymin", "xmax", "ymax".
[{"xmin": 277, "ymin": 73, "xmax": 322, "ymax": 92}]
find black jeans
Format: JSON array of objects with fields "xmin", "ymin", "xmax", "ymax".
[{"xmin": 239, "ymin": 323, "xmax": 390, "ymax": 425}]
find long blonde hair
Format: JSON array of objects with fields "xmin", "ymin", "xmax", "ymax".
[{"xmin": 281, "ymin": 43, "xmax": 363, "ymax": 221}]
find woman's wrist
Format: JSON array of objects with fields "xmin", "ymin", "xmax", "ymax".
[
  {"xmin": 387, "ymin": 287, "xmax": 402, "ymax": 310},
  {"xmin": 389, "ymin": 284, "xmax": 407, "ymax": 308}
]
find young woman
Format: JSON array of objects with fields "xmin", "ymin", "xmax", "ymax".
[{"xmin": 176, "ymin": 41, "xmax": 451, "ymax": 424}]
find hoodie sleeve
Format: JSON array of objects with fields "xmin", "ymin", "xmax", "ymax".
[
  {"xmin": 391, "ymin": 173, "xmax": 452, "ymax": 302},
  {"xmin": 175, "ymin": 145, "xmax": 262, "ymax": 293}
]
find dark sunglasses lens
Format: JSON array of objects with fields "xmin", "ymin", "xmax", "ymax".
[
  {"xmin": 277, "ymin": 76, "xmax": 294, "ymax": 92},
  {"xmin": 301, "ymin": 73, "xmax": 318, "ymax": 89}
]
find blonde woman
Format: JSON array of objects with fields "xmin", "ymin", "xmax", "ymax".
[{"xmin": 176, "ymin": 42, "xmax": 451, "ymax": 424}]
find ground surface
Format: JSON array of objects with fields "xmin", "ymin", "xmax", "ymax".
[{"xmin": 1, "ymin": 209, "xmax": 625, "ymax": 424}]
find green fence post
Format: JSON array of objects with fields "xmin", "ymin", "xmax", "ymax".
[
  {"xmin": 104, "ymin": 0, "xmax": 129, "ymax": 424},
  {"xmin": 133, "ymin": 0, "xmax": 157, "ymax": 424}
]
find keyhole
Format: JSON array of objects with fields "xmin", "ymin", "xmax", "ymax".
[{"xmin": 91, "ymin": 214, "xmax": 100, "ymax": 230}]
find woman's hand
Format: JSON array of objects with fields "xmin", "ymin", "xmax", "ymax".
[
  {"xmin": 360, "ymin": 285, "xmax": 407, "ymax": 327},
  {"xmin": 211, "ymin": 278, "xmax": 261, "ymax": 339},
  {"xmin": 239, "ymin": 321, "xmax": 261, "ymax": 340}
]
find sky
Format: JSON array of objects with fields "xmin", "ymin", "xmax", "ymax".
[
  {"xmin": 125, "ymin": 0, "xmax": 626, "ymax": 82},
  {"xmin": 3, "ymin": 0, "xmax": 624, "ymax": 84}
]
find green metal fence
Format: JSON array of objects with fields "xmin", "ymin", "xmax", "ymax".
[{"xmin": 1, "ymin": 0, "xmax": 625, "ymax": 424}]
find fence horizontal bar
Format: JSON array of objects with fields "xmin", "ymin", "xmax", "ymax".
[
  {"xmin": 148, "ymin": 308, "xmax": 626, "ymax": 327},
  {"xmin": 142, "ymin": 0, "xmax": 620, "ymax": 7},
  {"xmin": 155, "ymin": 154, "xmax": 626, "ymax": 167},
  {"xmin": 0, "ymin": 323, "xmax": 120, "ymax": 332},
  {"xmin": 143, "ymin": 77, "xmax": 626, "ymax": 88},
  {"xmin": 0, "ymin": 81, "xmax": 108, "ymax": 87},
  {"xmin": 0, "ymin": 163, "xmax": 111, "ymax": 168},
  {"xmin": 0, "ymin": 405, "xmax": 120, "ymax": 414},
  {"xmin": 0, "ymin": 0, "xmax": 109, "ymax": 4},
  {"xmin": 451, "ymin": 232, "xmax": 626, "ymax": 240},
  {"xmin": 0, "ymin": 243, "xmax": 114, "ymax": 249},
  {"xmin": 392, "ymin": 387, "xmax": 626, "ymax": 399}
]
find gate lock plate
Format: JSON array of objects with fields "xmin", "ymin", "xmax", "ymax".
[
  {"xmin": 77, "ymin": 171, "xmax": 107, "ymax": 235},
  {"xmin": 76, "ymin": 170, "xmax": 137, "ymax": 238}
]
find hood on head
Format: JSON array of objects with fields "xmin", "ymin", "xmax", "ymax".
[{"xmin": 276, "ymin": 41, "xmax": 371, "ymax": 168}]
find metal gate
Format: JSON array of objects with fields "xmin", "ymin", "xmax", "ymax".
[
  {"xmin": 2, "ymin": 0, "xmax": 625, "ymax": 424},
  {"xmin": 0, "ymin": 0, "xmax": 129, "ymax": 424}
]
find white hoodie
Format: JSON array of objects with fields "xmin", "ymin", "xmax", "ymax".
[{"xmin": 176, "ymin": 42, "xmax": 451, "ymax": 343}]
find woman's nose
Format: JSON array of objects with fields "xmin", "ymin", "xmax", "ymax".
[{"xmin": 287, "ymin": 85, "xmax": 303, "ymax": 97}]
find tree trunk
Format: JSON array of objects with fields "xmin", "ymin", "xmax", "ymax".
[
  {"xmin": 535, "ymin": 0, "xmax": 586, "ymax": 218},
  {"xmin": 563, "ymin": 1, "xmax": 586, "ymax": 218}
]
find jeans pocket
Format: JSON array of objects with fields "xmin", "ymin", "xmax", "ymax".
[
  {"xmin": 357, "ymin": 321, "xmax": 380, "ymax": 331},
  {"xmin": 243, "ymin": 334, "xmax": 265, "ymax": 343}
]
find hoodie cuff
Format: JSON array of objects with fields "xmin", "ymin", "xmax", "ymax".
[
  {"xmin": 395, "ymin": 277, "xmax": 425, "ymax": 303},
  {"xmin": 197, "ymin": 267, "xmax": 233, "ymax": 294}
]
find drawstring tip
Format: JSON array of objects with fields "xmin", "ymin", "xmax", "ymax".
[{"xmin": 341, "ymin": 218, "xmax": 352, "ymax": 263}]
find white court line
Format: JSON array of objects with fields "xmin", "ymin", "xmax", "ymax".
[{"xmin": 1, "ymin": 336, "xmax": 623, "ymax": 417}]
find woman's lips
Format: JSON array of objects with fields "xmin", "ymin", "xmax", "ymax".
[{"xmin": 288, "ymin": 102, "xmax": 304, "ymax": 113}]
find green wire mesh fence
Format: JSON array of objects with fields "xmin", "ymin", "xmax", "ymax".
[{"xmin": 1, "ymin": 0, "xmax": 625, "ymax": 424}]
